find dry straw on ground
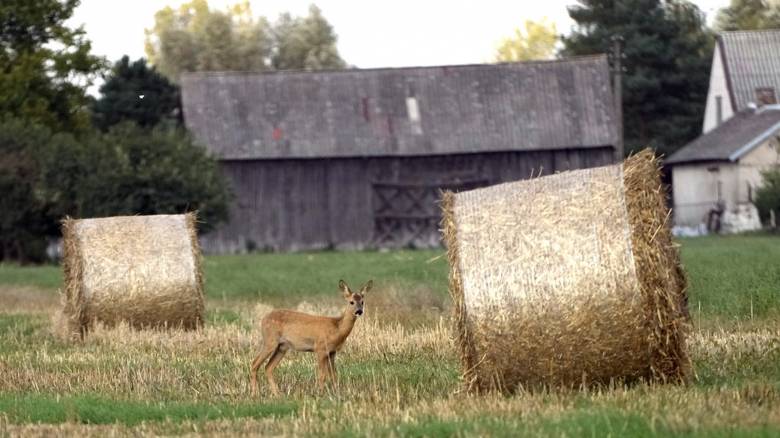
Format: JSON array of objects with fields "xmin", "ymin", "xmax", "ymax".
[
  {"xmin": 59, "ymin": 213, "xmax": 205, "ymax": 339},
  {"xmin": 441, "ymin": 149, "xmax": 690, "ymax": 392}
]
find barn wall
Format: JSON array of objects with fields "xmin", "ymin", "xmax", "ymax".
[{"xmin": 199, "ymin": 147, "xmax": 615, "ymax": 253}]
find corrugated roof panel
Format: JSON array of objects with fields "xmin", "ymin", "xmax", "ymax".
[
  {"xmin": 181, "ymin": 56, "xmax": 617, "ymax": 159},
  {"xmin": 666, "ymin": 107, "xmax": 780, "ymax": 164},
  {"xmin": 721, "ymin": 30, "xmax": 780, "ymax": 110}
]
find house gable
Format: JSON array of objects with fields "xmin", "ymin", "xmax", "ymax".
[
  {"xmin": 703, "ymin": 43, "xmax": 735, "ymax": 133},
  {"xmin": 720, "ymin": 30, "xmax": 780, "ymax": 111}
]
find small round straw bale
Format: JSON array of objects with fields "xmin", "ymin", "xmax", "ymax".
[
  {"xmin": 440, "ymin": 149, "xmax": 690, "ymax": 392},
  {"xmin": 60, "ymin": 213, "xmax": 205, "ymax": 339}
]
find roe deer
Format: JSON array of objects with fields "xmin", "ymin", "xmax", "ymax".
[{"xmin": 250, "ymin": 279, "xmax": 373, "ymax": 396}]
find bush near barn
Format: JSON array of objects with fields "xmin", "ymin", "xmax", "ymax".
[
  {"xmin": 756, "ymin": 168, "xmax": 780, "ymax": 227},
  {"xmin": 0, "ymin": 119, "xmax": 230, "ymax": 263}
]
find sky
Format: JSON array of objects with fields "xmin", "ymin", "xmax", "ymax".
[{"xmin": 70, "ymin": 0, "xmax": 731, "ymax": 69}]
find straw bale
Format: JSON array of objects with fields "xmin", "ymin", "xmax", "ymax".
[
  {"xmin": 60, "ymin": 213, "xmax": 205, "ymax": 338},
  {"xmin": 440, "ymin": 149, "xmax": 690, "ymax": 392}
]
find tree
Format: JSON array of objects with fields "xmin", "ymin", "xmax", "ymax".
[
  {"xmin": 0, "ymin": 119, "xmax": 57, "ymax": 263},
  {"xmin": 495, "ymin": 19, "xmax": 558, "ymax": 62},
  {"xmin": 0, "ymin": 0, "xmax": 103, "ymax": 262},
  {"xmin": 145, "ymin": 0, "xmax": 272, "ymax": 80},
  {"xmin": 271, "ymin": 5, "xmax": 345, "ymax": 70},
  {"xmin": 0, "ymin": 0, "xmax": 105, "ymax": 134},
  {"xmin": 145, "ymin": 1, "xmax": 345, "ymax": 81},
  {"xmin": 38, "ymin": 123, "xmax": 232, "ymax": 234},
  {"xmin": 92, "ymin": 56, "xmax": 182, "ymax": 131},
  {"xmin": 0, "ymin": 119, "xmax": 232, "ymax": 262},
  {"xmin": 562, "ymin": 0, "xmax": 713, "ymax": 157},
  {"xmin": 715, "ymin": 0, "xmax": 780, "ymax": 31}
]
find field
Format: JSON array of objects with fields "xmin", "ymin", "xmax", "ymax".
[{"xmin": 0, "ymin": 235, "xmax": 778, "ymax": 437}]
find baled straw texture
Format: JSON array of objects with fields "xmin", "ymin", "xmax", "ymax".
[
  {"xmin": 441, "ymin": 149, "xmax": 689, "ymax": 392},
  {"xmin": 61, "ymin": 213, "xmax": 204, "ymax": 338}
]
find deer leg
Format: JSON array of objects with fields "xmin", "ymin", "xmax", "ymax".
[
  {"xmin": 250, "ymin": 341, "xmax": 278, "ymax": 396},
  {"xmin": 265, "ymin": 347, "xmax": 287, "ymax": 397},
  {"xmin": 327, "ymin": 351, "xmax": 337, "ymax": 383},
  {"xmin": 316, "ymin": 351, "xmax": 331, "ymax": 392}
]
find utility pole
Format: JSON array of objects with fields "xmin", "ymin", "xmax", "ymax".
[{"xmin": 611, "ymin": 35, "xmax": 624, "ymax": 161}]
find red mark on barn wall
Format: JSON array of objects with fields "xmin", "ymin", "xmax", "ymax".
[
  {"xmin": 362, "ymin": 97, "xmax": 371, "ymax": 121},
  {"xmin": 273, "ymin": 127, "xmax": 283, "ymax": 140}
]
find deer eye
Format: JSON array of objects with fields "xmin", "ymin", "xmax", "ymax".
[{"xmin": 350, "ymin": 301, "xmax": 354, "ymax": 305}]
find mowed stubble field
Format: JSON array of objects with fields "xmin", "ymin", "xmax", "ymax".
[{"xmin": 0, "ymin": 235, "xmax": 779, "ymax": 437}]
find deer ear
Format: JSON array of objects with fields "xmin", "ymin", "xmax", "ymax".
[
  {"xmin": 339, "ymin": 280, "xmax": 351, "ymax": 297},
  {"xmin": 360, "ymin": 280, "xmax": 373, "ymax": 294}
]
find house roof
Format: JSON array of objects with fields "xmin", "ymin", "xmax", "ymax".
[
  {"xmin": 719, "ymin": 30, "xmax": 780, "ymax": 111},
  {"xmin": 666, "ymin": 106, "xmax": 780, "ymax": 165},
  {"xmin": 180, "ymin": 55, "xmax": 617, "ymax": 160}
]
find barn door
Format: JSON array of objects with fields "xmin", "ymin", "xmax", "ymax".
[{"xmin": 372, "ymin": 179, "xmax": 488, "ymax": 248}]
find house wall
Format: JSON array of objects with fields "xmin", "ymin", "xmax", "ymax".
[
  {"xmin": 703, "ymin": 44, "xmax": 735, "ymax": 134},
  {"xmin": 672, "ymin": 138, "xmax": 780, "ymax": 227},
  {"xmin": 672, "ymin": 162, "xmax": 738, "ymax": 226},
  {"xmin": 200, "ymin": 147, "xmax": 616, "ymax": 253},
  {"xmin": 737, "ymin": 137, "xmax": 780, "ymax": 202}
]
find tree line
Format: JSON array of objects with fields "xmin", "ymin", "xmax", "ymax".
[
  {"xmin": 494, "ymin": 0, "xmax": 780, "ymax": 224},
  {"xmin": 2, "ymin": 0, "xmax": 778, "ymax": 263},
  {"xmin": 497, "ymin": 0, "xmax": 780, "ymax": 157},
  {"xmin": 0, "ymin": 0, "xmax": 345, "ymax": 263}
]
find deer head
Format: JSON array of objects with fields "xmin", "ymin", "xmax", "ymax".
[{"xmin": 339, "ymin": 279, "xmax": 373, "ymax": 316}]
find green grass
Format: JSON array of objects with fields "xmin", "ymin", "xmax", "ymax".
[
  {"xmin": 0, "ymin": 263, "xmax": 61, "ymax": 290},
  {"xmin": 3, "ymin": 236, "xmax": 777, "ymax": 314},
  {"xmin": 203, "ymin": 250, "xmax": 446, "ymax": 301},
  {"xmin": 681, "ymin": 235, "xmax": 780, "ymax": 320},
  {"xmin": 360, "ymin": 410, "xmax": 780, "ymax": 438},
  {"xmin": 0, "ymin": 393, "xmax": 297, "ymax": 426},
  {"xmin": 0, "ymin": 250, "xmax": 447, "ymax": 302}
]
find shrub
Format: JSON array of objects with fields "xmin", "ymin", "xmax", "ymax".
[
  {"xmin": 755, "ymin": 168, "xmax": 780, "ymax": 227},
  {"xmin": 0, "ymin": 119, "xmax": 231, "ymax": 263},
  {"xmin": 39, "ymin": 123, "xmax": 231, "ymax": 234},
  {"xmin": 0, "ymin": 119, "xmax": 58, "ymax": 263}
]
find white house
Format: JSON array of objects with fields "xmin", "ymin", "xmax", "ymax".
[
  {"xmin": 702, "ymin": 30, "xmax": 780, "ymax": 133},
  {"xmin": 669, "ymin": 30, "xmax": 780, "ymax": 231},
  {"xmin": 668, "ymin": 106, "xmax": 780, "ymax": 228}
]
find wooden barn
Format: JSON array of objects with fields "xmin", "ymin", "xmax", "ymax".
[{"xmin": 181, "ymin": 55, "xmax": 619, "ymax": 253}]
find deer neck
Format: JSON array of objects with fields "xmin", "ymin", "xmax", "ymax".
[{"xmin": 336, "ymin": 306, "xmax": 358, "ymax": 337}]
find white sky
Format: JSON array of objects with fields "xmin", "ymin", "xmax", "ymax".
[{"xmin": 71, "ymin": 0, "xmax": 730, "ymax": 69}]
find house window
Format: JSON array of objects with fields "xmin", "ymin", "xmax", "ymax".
[
  {"xmin": 747, "ymin": 182, "xmax": 753, "ymax": 202},
  {"xmin": 755, "ymin": 87, "xmax": 777, "ymax": 106},
  {"xmin": 715, "ymin": 95, "xmax": 723, "ymax": 125},
  {"xmin": 717, "ymin": 181, "xmax": 723, "ymax": 202}
]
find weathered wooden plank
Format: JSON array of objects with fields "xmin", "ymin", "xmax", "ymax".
[{"xmin": 200, "ymin": 147, "xmax": 617, "ymax": 253}]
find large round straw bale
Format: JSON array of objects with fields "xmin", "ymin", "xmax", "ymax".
[
  {"xmin": 60, "ymin": 213, "xmax": 204, "ymax": 338},
  {"xmin": 440, "ymin": 149, "xmax": 690, "ymax": 392}
]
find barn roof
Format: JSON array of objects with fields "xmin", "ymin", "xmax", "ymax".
[
  {"xmin": 719, "ymin": 30, "xmax": 780, "ymax": 111},
  {"xmin": 666, "ymin": 106, "xmax": 780, "ymax": 165},
  {"xmin": 180, "ymin": 55, "xmax": 617, "ymax": 160}
]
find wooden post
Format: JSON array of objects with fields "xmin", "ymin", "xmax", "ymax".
[{"xmin": 611, "ymin": 35, "xmax": 624, "ymax": 161}]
